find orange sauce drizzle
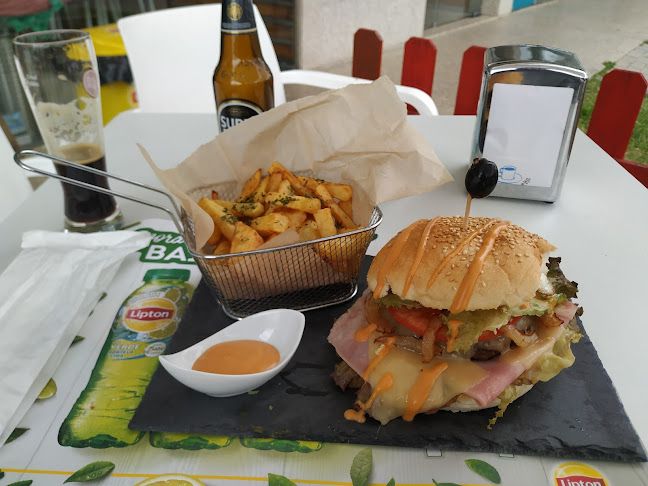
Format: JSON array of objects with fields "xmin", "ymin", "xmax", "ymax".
[
  {"xmin": 449, "ymin": 222, "xmax": 509, "ymax": 314},
  {"xmin": 345, "ymin": 373, "xmax": 394, "ymax": 423},
  {"xmin": 362, "ymin": 336, "xmax": 396, "ymax": 381},
  {"xmin": 445, "ymin": 319, "xmax": 463, "ymax": 353},
  {"xmin": 403, "ymin": 362, "xmax": 449, "ymax": 421},
  {"xmin": 373, "ymin": 220, "xmax": 423, "ymax": 299},
  {"xmin": 402, "ymin": 217, "xmax": 440, "ymax": 297},
  {"xmin": 354, "ymin": 323, "xmax": 377, "ymax": 342},
  {"xmin": 344, "ymin": 409, "xmax": 366, "ymax": 423},
  {"xmin": 426, "ymin": 219, "xmax": 501, "ymax": 290}
]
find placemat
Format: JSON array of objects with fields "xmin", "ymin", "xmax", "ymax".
[{"xmin": 130, "ymin": 257, "xmax": 647, "ymax": 462}]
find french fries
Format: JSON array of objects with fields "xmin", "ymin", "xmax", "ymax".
[{"xmin": 199, "ymin": 163, "xmax": 362, "ymax": 256}]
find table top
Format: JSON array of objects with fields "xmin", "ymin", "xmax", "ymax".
[{"xmin": 2, "ymin": 110, "xmax": 648, "ymax": 484}]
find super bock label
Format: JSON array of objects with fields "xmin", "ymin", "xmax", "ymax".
[{"xmin": 218, "ymin": 98, "xmax": 263, "ymax": 131}]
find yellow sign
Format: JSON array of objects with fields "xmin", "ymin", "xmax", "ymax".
[{"xmin": 554, "ymin": 462, "xmax": 608, "ymax": 486}]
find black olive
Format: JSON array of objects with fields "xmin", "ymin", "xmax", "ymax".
[{"xmin": 465, "ymin": 157, "xmax": 498, "ymax": 199}]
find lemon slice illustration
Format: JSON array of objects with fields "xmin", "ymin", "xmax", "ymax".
[
  {"xmin": 164, "ymin": 287, "xmax": 182, "ymax": 302},
  {"xmin": 147, "ymin": 321, "xmax": 179, "ymax": 340},
  {"xmin": 135, "ymin": 474, "xmax": 205, "ymax": 486},
  {"xmin": 37, "ymin": 378, "xmax": 57, "ymax": 400}
]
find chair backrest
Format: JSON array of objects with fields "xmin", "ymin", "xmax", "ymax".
[
  {"xmin": 117, "ymin": 4, "xmax": 286, "ymax": 113},
  {"xmin": 401, "ymin": 37, "xmax": 437, "ymax": 115},
  {"xmin": 587, "ymin": 68, "xmax": 647, "ymax": 160},
  {"xmin": 454, "ymin": 45, "xmax": 487, "ymax": 115},
  {"xmin": 0, "ymin": 126, "xmax": 33, "ymax": 223},
  {"xmin": 352, "ymin": 28, "xmax": 382, "ymax": 80},
  {"xmin": 617, "ymin": 159, "xmax": 648, "ymax": 189}
]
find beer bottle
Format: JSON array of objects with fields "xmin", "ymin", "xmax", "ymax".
[{"xmin": 213, "ymin": 0, "xmax": 274, "ymax": 133}]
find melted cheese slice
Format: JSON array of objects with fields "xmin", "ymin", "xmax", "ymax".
[
  {"xmin": 366, "ymin": 335, "xmax": 488, "ymax": 424},
  {"xmin": 365, "ymin": 323, "xmax": 570, "ymax": 425}
]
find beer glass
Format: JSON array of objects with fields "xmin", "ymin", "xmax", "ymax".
[{"xmin": 13, "ymin": 29, "xmax": 123, "ymax": 232}]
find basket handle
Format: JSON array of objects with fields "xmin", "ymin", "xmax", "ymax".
[{"xmin": 14, "ymin": 149, "xmax": 185, "ymax": 234}]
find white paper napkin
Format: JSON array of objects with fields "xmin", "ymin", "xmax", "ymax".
[{"xmin": 0, "ymin": 230, "xmax": 152, "ymax": 446}]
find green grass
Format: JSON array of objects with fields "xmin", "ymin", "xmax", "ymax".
[{"xmin": 578, "ymin": 60, "xmax": 648, "ymax": 164}]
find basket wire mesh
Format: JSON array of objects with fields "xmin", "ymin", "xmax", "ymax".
[{"xmin": 14, "ymin": 150, "xmax": 382, "ymax": 319}]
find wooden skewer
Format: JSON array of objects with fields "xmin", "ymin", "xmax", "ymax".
[{"xmin": 463, "ymin": 195, "xmax": 472, "ymax": 229}]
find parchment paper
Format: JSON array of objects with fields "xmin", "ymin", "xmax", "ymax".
[{"xmin": 142, "ymin": 76, "xmax": 453, "ymax": 252}]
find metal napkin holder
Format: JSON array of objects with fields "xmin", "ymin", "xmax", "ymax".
[
  {"xmin": 471, "ymin": 45, "xmax": 588, "ymax": 202},
  {"xmin": 14, "ymin": 150, "xmax": 382, "ymax": 319}
]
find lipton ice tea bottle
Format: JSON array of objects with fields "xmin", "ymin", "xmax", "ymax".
[
  {"xmin": 59, "ymin": 268, "xmax": 194, "ymax": 448},
  {"xmin": 213, "ymin": 0, "xmax": 274, "ymax": 132}
]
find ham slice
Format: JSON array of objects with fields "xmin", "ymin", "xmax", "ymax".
[
  {"xmin": 465, "ymin": 360, "xmax": 525, "ymax": 407},
  {"xmin": 327, "ymin": 290, "xmax": 370, "ymax": 376},
  {"xmin": 465, "ymin": 335, "xmax": 558, "ymax": 406},
  {"xmin": 554, "ymin": 301, "xmax": 578, "ymax": 325}
]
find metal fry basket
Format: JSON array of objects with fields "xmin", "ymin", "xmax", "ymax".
[{"xmin": 15, "ymin": 150, "xmax": 382, "ymax": 319}]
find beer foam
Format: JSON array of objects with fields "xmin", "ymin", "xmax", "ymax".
[{"xmin": 35, "ymin": 97, "xmax": 104, "ymax": 158}]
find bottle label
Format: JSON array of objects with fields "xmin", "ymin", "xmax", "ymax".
[
  {"xmin": 222, "ymin": 0, "xmax": 257, "ymax": 34},
  {"xmin": 218, "ymin": 99, "xmax": 263, "ymax": 132}
]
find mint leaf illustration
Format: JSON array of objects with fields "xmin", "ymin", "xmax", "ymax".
[
  {"xmin": 8, "ymin": 481, "xmax": 33, "ymax": 486},
  {"xmin": 5, "ymin": 427, "xmax": 29, "ymax": 444},
  {"xmin": 72, "ymin": 335, "xmax": 85, "ymax": 345},
  {"xmin": 465, "ymin": 459, "xmax": 501, "ymax": 484},
  {"xmin": 350, "ymin": 448, "xmax": 372, "ymax": 486},
  {"xmin": 386, "ymin": 479, "xmax": 395, "ymax": 486},
  {"xmin": 268, "ymin": 473, "xmax": 297, "ymax": 486},
  {"xmin": 433, "ymin": 480, "xmax": 461, "ymax": 486},
  {"xmin": 64, "ymin": 461, "xmax": 115, "ymax": 483}
]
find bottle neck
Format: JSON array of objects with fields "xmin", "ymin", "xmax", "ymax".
[
  {"xmin": 220, "ymin": 0, "xmax": 262, "ymax": 60},
  {"xmin": 220, "ymin": 31, "xmax": 263, "ymax": 60},
  {"xmin": 221, "ymin": 0, "xmax": 257, "ymax": 34}
]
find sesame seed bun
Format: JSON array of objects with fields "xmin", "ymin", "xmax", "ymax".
[{"xmin": 367, "ymin": 216, "xmax": 555, "ymax": 311}]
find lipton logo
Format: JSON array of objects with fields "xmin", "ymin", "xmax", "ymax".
[
  {"xmin": 554, "ymin": 463, "xmax": 608, "ymax": 486},
  {"xmin": 123, "ymin": 297, "xmax": 176, "ymax": 333},
  {"xmin": 126, "ymin": 307, "xmax": 174, "ymax": 321}
]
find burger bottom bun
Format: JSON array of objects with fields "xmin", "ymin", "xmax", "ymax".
[{"xmin": 440, "ymin": 384, "xmax": 534, "ymax": 413}]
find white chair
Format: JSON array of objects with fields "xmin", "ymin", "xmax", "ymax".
[
  {"xmin": 0, "ymin": 128, "xmax": 33, "ymax": 223},
  {"xmin": 117, "ymin": 4, "xmax": 438, "ymax": 117}
]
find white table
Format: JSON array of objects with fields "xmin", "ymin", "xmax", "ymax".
[{"xmin": 2, "ymin": 111, "xmax": 648, "ymax": 483}]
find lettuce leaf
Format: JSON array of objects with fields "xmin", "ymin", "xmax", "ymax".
[
  {"xmin": 446, "ymin": 308, "xmax": 511, "ymax": 353},
  {"xmin": 509, "ymin": 293, "xmax": 568, "ymax": 317},
  {"xmin": 527, "ymin": 323, "xmax": 583, "ymax": 383},
  {"xmin": 547, "ymin": 257, "xmax": 579, "ymax": 299},
  {"xmin": 375, "ymin": 293, "xmax": 421, "ymax": 309}
]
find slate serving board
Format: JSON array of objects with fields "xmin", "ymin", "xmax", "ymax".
[{"xmin": 130, "ymin": 257, "xmax": 647, "ymax": 462}]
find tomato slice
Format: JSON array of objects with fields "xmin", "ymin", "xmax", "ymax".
[{"xmin": 386, "ymin": 306, "xmax": 442, "ymax": 336}]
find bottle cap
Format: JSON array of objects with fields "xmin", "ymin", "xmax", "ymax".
[{"xmin": 143, "ymin": 268, "xmax": 191, "ymax": 282}]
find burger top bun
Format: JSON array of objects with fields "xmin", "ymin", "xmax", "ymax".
[{"xmin": 367, "ymin": 216, "xmax": 556, "ymax": 311}]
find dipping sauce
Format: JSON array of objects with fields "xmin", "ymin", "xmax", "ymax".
[{"xmin": 192, "ymin": 340, "xmax": 280, "ymax": 375}]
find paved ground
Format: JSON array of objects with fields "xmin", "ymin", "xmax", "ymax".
[{"xmin": 299, "ymin": 0, "xmax": 648, "ymax": 115}]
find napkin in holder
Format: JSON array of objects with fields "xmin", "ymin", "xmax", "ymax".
[
  {"xmin": 471, "ymin": 45, "xmax": 588, "ymax": 202},
  {"xmin": 0, "ymin": 230, "xmax": 151, "ymax": 447}
]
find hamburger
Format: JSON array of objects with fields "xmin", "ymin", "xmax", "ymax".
[{"xmin": 327, "ymin": 216, "xmax": 582, "ymax": 425}]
